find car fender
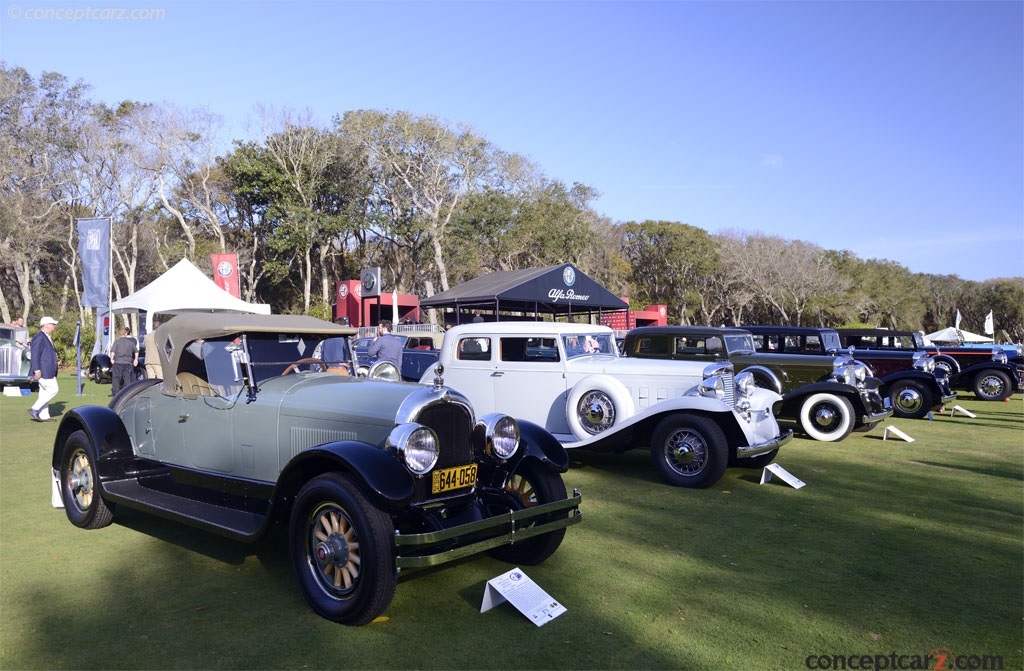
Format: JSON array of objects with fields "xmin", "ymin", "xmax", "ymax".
[
  {"xmin": 878, "ymin": 369, "xmax": 943, "ymax": 395},
  {"xmin": 950, "ymin": 361, "xmax": 1021, "ymax": 390},
  {"xmin": 743, "ymin": 365, "xmax": 784, "ymax": 395},
  {"xmin": 279, "ymin": 441, "xmax": 415, "ymax": 510},
  {"xmin": 51, "ymin": 406, "xmax": 134, "ymax": 479},
  {"xmin": 516, "ymin": 420, "xmax": 570, "ymax": 473}
]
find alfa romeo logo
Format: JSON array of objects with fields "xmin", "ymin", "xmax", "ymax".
[
  {"xmin": 216, "ymin": 261, "xmax": 233, "ymax": 278},
  {"xmin": 562, "ymin": 267, "xmax": 576, "ymax": 287},
  {"xmin": 338, "ymin": 284, "xmax": 349, "ymax": 299},
  {"xmin": 362, "ymin": 274, "xmax": 376, "ymax": 291}
]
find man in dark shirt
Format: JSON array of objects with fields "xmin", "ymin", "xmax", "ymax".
[
  {"xmin": 109, "ymin": 326, "xmax": 139, "ymax": 395},
  {"xmin": 368, "ymin": 320, "xmax": 403, "ymax": 369}
]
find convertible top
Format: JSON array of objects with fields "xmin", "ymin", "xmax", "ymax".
[{"xmin": 151, "ymin": 313, "xmax": 356, "ymax": 393}]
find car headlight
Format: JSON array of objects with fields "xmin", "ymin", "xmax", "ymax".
[
  {"xmin": 734, "ymin": 370, "xmax": 755, "ymax": 398},
  {"xmin": 369, "ymin": 360, "xmax": 402, "ymax": 381},
  {"xmin": 697, "ymin": 375, "xmax": 726, "ymax": 401},
  {"xmin": 912, "ymin": 352, "xmax": 935, "ymax": 373},
  {"xmin": 992, "ymin": 350, "xmax": 1008, "ymax": 364},
  {"xmin": 386, "ymin": 423, "xmax": 439, "ymax": 475},
  {"xmin": 477, "ymin": 413, "xmax": 521, "ymax": 460}
]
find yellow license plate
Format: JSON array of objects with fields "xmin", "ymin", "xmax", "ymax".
[{"xmin": 432, "ymin": 464, "xmax": 477, "ymax": 494}]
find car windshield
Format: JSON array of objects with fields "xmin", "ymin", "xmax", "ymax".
[
  {"xmin": 561, "ymin": 333, "xmax": 617, "ymax": 359},
  {"xmin": 821, "ymin": 331, "xmax": 842, "ymax": 353},
  {"xmin": 724, "ymin": 333, "xmax": 756, "ymax": 354}
]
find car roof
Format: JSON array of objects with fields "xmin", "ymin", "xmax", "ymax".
[
  {"xmin": 626, "ymin": 326, "xmax": 752, "ymax": 338},
  {"xmin": 743, "ymin": 325, "xmax": 837, "ymax": 333},
  {"xmin": 153, "ymin": 313, "xmax": 356, "ymax": 394},
  {"xmin": 444, "ymin": 322, "xmax": 613, "ymax": 337}
]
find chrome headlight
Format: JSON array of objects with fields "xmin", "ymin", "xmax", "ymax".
[
  {"xmin": 368, "ymin": 360, "xmax": 402, "ymax": 381},
  {"xmin": 734, "ymin": 370, "xmax": 755, "ymax": 398},
  {"xmin": 697, "ymin": 375, "xmax": 726, "ymax": 401},
  {"xmin": 911, "ymin": 352, "xmax": 935, "ymax": 373},
  {"xmin": 477, "ymin": 413, "xmax": 521, "ymax": 460},
  {"xmin": 992, "ymin": 350, "xmax": 1008, "ymax": 364},
  {"xmin": 386, "ymin": 423, "xmax": 439, "ymax": 475},
  {"xmin": 831, "ymin": 357, "xmax": 869, "ymax": 385}
]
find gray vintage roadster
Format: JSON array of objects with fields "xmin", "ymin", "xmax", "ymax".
[{"xmin": 52, "ymin": 314, "xmax": 581, "ymax": 625}]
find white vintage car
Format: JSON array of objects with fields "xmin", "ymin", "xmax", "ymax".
[{"xmin": 421, "ymin": 322, "xmax": 791, "ymax": 488}]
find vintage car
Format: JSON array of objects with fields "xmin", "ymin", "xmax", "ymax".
[
  {"xmin": 419, "ymin": 322, "xmax": 792, "ymax": 489},
  {"xmin": 621, "ymin": 326, "xmax": 891, "ymax": 440},
  {"xmin": 747, "ymin": 325, "xmax": 1008, "ymax": 403},
  {"xmin": 52, "ymin": 314, "xmax": 582, "ymax": 626},
  {"xmin": 837, "ymin": 328, "xmax": 1024, "ymax": 374},
  {"xmin": 0, "ymin": 321, "xmax": 32, "ymax": 387}
]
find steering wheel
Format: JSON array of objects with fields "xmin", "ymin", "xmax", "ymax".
[{"xmin": 280, "ymin": 358, "xmax": 327, "ymax": 376}]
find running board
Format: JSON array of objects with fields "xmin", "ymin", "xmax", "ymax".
[{"xmin": 102, "ymin": 479, "xmax": 267, "ymax": 541}]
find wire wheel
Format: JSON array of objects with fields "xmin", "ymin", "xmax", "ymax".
[
  {"xmin": 576, "ymin": 390, "xmax": 616, "ymax": 435},
  {"xmin": 650, "ymin": 415, "xmax": 728, "ymax": 488}
]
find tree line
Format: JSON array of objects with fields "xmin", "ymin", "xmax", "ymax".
[{"xmin": 2, "ymin": 63, "xmax": 1021, "ymax": 345}]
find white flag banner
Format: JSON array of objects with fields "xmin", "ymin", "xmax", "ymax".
[
  {"xmin": 955, "ymin": 309, "xmax": 962, "ymax": 330},
  {"xmin": 984, "ymin": 311, "xmax": 994, "ymax": 336}
]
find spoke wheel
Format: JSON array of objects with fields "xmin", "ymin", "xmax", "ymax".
[
  {"xmin": 60, "ymin": 431, "xmax": 114, "ymax": 529},
  {"xmin": 289, "ymin": 473, "xmax": 395, "ymax": 625},
  {"xmin": 487, "ymin": 460, "xmax": 568, "ymax": 565},
  {"xmin": 650, "ymin": 415, "xmax": 728, "ymax": 488}
]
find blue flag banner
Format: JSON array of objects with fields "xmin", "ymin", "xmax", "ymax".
[{"xmin": 77, "ymin": 218, "xmax": 110, "ymax": 308}]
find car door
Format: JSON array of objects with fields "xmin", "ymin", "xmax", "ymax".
[{"xmin": 491, "ymin": 335, "xmax": 570, "ymax": 434}]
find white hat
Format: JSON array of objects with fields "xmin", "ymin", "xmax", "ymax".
[{"xmin": 39, "ymin": 316, "xmax": 58, "ymax": 326}]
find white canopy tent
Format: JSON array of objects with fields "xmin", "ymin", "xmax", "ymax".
[
  {"xmin": 923, "ymin": 326, "xmax": 993, "ymax": 345},
  {"xmin": 108, "ymin": 258, "xmax": 270, "ymax": 336}
]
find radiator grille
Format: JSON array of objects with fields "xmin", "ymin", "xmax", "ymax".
[
  {"xmin": 723, "ymin": 370, "xmax": 736, "ymax": 407},
  {"xmin": 413, "ymin": 401, "xmax": 475, "ymax": 502},
  {"xmin": 0, "ymin": 347, "xmax": 22, "ymax": 377}
]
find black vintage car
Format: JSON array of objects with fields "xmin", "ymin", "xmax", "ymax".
[
  {"xmin": 87, "ymin": 335, "xmax": 147, "ymax": 384},
  {"xmin": 746, "ymin": 326, "xmax": 997, "ymax": 405},
  {"xmin": 53, "ymin": 314, "xmax": 581, "ymax": 625},
  {"xmin": 622, "ymin": 326, "xmax": 891, "ymax": 442}
]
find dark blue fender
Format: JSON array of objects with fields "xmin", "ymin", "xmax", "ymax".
[
  {"xmin": 279, "ymin": 442, "xmax": 415, "ymax": 510},
  {"xmin": 51, "ymin": 405, "xmax": 134, "ymax": 479},
  {"xmin": 516, "ymin": 420, "xmax": 570, "ymax": 473},
  {"xmin": 777, "ymin": 381, "xmax": 871, "ymax": 418}
]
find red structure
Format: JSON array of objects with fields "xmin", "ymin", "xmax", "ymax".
[
  {"xmin": 600, "ymin": 302, "xmax": 667, "ymax": 330},
  {"xmin": 334, "ymin": 280, "xmax": 421, "ymax": 327}
]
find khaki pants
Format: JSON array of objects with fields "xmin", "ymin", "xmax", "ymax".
[{"xmin": 32, "ymin": 377, "xmax": 59, "ymax": 420}]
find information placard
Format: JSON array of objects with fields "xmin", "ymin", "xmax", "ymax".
[{"xmin": 480, "ymin": 567, "xmax": 566, "ymax": 626}]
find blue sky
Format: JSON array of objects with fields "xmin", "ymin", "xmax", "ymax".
[{"xmin": 2, "ymin": 0, "xmax": 1021, "ymax": 282}]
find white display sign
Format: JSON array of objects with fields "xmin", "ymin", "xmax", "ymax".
[
  {"xmin": 950, "ymin": 405, "xmax": 976, "ymax": 418},
  {"xmin": 480, "ymin": 567, "xmax": 566, "ymax": 626},
  {"xmin": 759, "ymin": 463, "xmax": 806, "ymax": 489},
  {"xmin": 883, "ymin": 425, "xmax": 915, "ymax": 442}
]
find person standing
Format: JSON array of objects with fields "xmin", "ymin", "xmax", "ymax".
[
  {"xmin": 143, "ymin": 319, "xmax": 162, "ymax": 379},
  {"xmin": 368, "ymin": 320, "xmax": 403, "ymax": 368},
  {"xmin": 109, "ymin": 326, "xmax": 139, "ymax": 395},
  {"xmin": 28, "ymin": 316, "xmax": 59, "ymax": 422}
]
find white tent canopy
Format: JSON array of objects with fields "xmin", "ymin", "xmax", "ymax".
[
  {"xmin": 109, "ymin": 258, "xmax": 270, "ymax": 334},
  {"xmin": 923, "ymin": 327, "xmax": 993, "ymax": 345}
]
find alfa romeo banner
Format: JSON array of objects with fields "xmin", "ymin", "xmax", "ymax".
[
  {"xmin": 211, "ymin": 253, "xmax": 240, "ymax": 298},
  {"xmin": 77, "ymin": 218, "xmax": 110, "ymax": 308}
]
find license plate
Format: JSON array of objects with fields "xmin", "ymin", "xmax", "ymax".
[{"xmin": 432, "ymin": 464, "xmax": 477, "ymax": 494}]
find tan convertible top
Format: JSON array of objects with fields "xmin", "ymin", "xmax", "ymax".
[{"xmin": 151, "ymin": 313, "xmax": 356, "ymax": 394}]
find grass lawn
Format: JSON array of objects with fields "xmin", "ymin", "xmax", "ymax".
[{"xmin": 1, "ymin": 374, "xmax": 1021, "ymax": 670}]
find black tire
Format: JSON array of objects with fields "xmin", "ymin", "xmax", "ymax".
[
  {"xmin": 110, "ymin": 378, "xmax": 162, "ymax": 412},
  {"xmin": 889, "ymin": 380, "xmax": 933, "ymax": 419},
  {"xmin": 736, "ymin": 449, "xmax": 779, "ymax": 469},
  {"xmin": 289, "ymin": 473, "xmax": 396, "ymax": 626},
  {"xmin": 798, "ymin": 393, "xmax": 854, "ymax": 442},
  {"xmin": 973, "ymin": 370, "xmax": 1012, "ymax": 401},
  {"xmin": 487, "ymin": 460, "xmax": 568, "ymax": 565},
  {"xmin": 649, "ymin": 415, "xmax": 728, "ymax": 488},
  {"xmin": 60, "ymin": 430, "xmax": 115, "ymax": 529}
]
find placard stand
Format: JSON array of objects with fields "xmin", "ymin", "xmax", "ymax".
[
  {"xmin": 759, "ymin": 463, "xmax": 805, "ymax": 489},
  {"xmin": 883, "ymin": 425, "xmax": 915, "ymax": 442},
  {"xmin": 950, "ymin": 405, "xmax": 976, "ymax": 418},
  {"xmin": 480, "ymin": 567, "xmax": 566, "ymax": 626}
]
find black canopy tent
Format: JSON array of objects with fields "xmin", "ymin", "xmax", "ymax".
[{"xmin": 419, "ymin": 264, "xmax": 629, "ymax": 325}]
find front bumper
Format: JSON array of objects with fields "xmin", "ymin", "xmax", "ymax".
[
  {"xmin": 394, "ymin": 489, "xmax": 582, "ymax": 569},
  {"xmin": 736, "ymin": 429, "xmax": 793, "ymax": 459}
]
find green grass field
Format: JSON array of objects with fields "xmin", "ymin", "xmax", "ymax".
[{"xmin": 2, "ymin": 375, "xmax": 1021, "ymax": 670}]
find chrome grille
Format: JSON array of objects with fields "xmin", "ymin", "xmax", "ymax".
[{"xmin": 723, "ymin": 370, "xmax": 736, "ymax": 407}]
